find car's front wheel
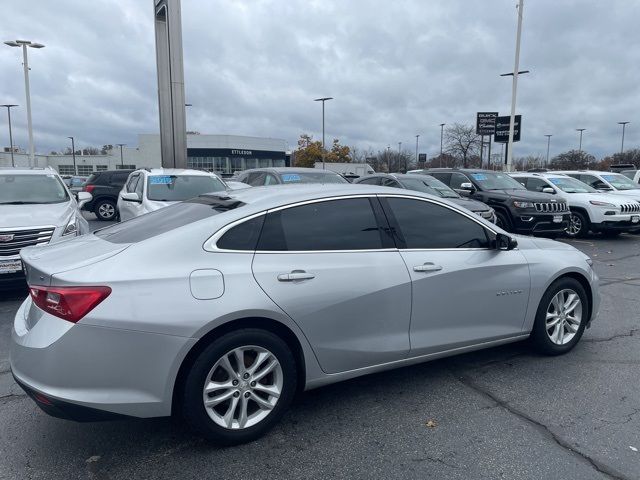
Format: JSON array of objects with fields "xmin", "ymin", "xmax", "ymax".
[
  {"xmin": 495, "ymin": 211, "xmax": 513, "ymax": 232},
  {"xmin": 565, "ymin": 211, "xmax": 589, "ymax": 238},
  {"xmin": 181, "ymin": 329, "xmax": 297, "ymax": 445},
  {"xmin": 530, "ymin": 277, "xmax": 589, "ymax": 355}
]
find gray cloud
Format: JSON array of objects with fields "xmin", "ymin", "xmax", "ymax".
[{"xmin": 0, "ymin": 0, "xmax": 638, "ymax": 160}]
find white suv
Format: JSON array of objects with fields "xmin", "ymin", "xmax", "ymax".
[
  {"xmin": 511, "ymin": 172, "xmax": 640, "ymax": 237},
  {"xmin": 0, "ymin": 168, "xmax": 92, "ymax": 287},
  {"xmin": 557, "ymin": 170, "xmax": 640, "ymax": 201},
  {"xmin": 117, "ymin": 168, "xmax": 228, "ymax": 221}
]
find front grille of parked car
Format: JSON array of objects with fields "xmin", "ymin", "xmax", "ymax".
[
  {"xmin": 0, "ymin": 227, "xmax": 55, "ymax": 257},
  {"xmin": 534, "ymin": 202, "xmax": 568, "ymax": 213},
  {"xmin": 620, "ymin": 203, "xmax": 640, "ymax": 213}
]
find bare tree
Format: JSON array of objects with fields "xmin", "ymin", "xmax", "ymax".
[{"xmin": 444, "ymin": 123, "xmax": 481, "ymax": 168}]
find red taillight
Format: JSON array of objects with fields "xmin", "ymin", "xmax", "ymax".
[
  {"xmin": 83, "ymin": 184, "xmax": 95, "ymax": 194},
  {"xmin": 29, "ymin": 286, "xmax": 111, "ymax": 323}
]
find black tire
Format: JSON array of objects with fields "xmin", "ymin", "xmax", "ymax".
[
  {"xmin": 565, "ymin": 211, "xmax": 589, "ymax": 238},
  {"xmin": 94, "ymin": 199, "xmax": 117, "ymax": 221},
  {"xmin": 530, "ymin": 277, "xmax": 589, "ymax": 355},
  {"xmin": 181, "ymin": 329, "xmax": 297, "ymax": 445},
  {"xmin": 495, "ymin": 211, "xmax": 513, "ymax": 232}
]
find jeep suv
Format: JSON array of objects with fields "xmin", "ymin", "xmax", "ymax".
[
  {"xmin": 415, "ymin": 168, "xmax": 570, "ymax": 235},
  {"xmin": 81, "ymin": 169, "xmax": 134, "ymax": 221}
]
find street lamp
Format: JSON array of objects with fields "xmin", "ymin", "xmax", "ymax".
[
  {"xmin": 415, "ymin": 134, "xmax": 420, "ymax": 166},
  {"xmin": 5, "ymin": 39, "xmax": 45, "ymax": 167},
  {"xmin": 618, "ymin": 122, "xmax": 630, "ymax": 154},
  {"xmin": 576, "ymin": 128, "xmax": 586, "ymax": 154},
  {"xmin": 439, "ymin": 123, "xmax": 445, "ymax": 167},
  {"xmin": 67, "ymin": 136, "xmax": 76, "ymax": 174},
  {"xmin": 1, "ymin": 104, "xmax": 18, "ymax": 167},
  {"xmin": 116, "ymin": 143, "xmax": 126, "ymax": 167},
  {"xmin": 314, "ymin": 97, "xmax": 333, "ymax": 169},
  {"xmin": 544, "ymin": 134, "xmax": 552, "ymax": 166}
]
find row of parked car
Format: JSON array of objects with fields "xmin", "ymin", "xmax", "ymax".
[{"xmin": 8, "ymin": 163, "xmax": 601, "ymax": 445}]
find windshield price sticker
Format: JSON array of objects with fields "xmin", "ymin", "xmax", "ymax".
[
  {"xmin": 471, "ymin": 173, "xmax": 487, "ymax": 181},
  {"xmin": 150, "ymin": 176, "xmax": 173, "ymax": 185},
  {"xmin": 282, "ymin": 174, "xmax": 301, "ymax": 182}
]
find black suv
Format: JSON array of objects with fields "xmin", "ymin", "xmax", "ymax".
[
  {"xmin": 81, "ymin": 169, "xmax": 134, "ymax": 221},
  {"xmin": 417, "ymin": 168, "xmax": 570, "ymax": 235}
]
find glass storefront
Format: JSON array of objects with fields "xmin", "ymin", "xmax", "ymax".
[{"xmin": 187, "ymin": 149, "xmax": 288, "ymax": 175}]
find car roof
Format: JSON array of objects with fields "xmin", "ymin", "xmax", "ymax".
[
  {"xmin": 139, "ymin": 168, "xmax": 219, "ymax": 177},
  {"xmin": 0, "ymin": 167, "xmax": 60, "ymax": 176},
  {"xmin": 419, "ymin": 168, "xmax": 497, "ymax": 173},
  {"xmin": 199, "ymin": 183, "xmax": 443, "ymax": 214},
  {"xmin": 242, "ymin": 167, "xmax": 340, "ymax": 175},
  {"xmin": 510, "ymin": 172, "xmax": 570, "ymax": 178}
]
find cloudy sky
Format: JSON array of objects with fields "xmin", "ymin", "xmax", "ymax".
[{"xmin": 1, "ymin": 0, "xmax": 639, "ymax": 160}]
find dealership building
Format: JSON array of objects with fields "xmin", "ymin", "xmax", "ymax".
[{"xmin": 0, "ymin": 134, "xmax": 290, "ymax": 176}]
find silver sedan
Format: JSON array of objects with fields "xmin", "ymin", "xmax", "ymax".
[{"xmin": 11, "ymin": 184, "xmax": 599, "ymax": 445}]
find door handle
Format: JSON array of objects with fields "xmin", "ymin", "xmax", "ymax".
[
  {"xmin": 413, "ymin": 263, "xmax": 443, "ymax": 273},
  {"xmin": 277, "ymin": 271, "xmax": 315, "ymax": 282}
]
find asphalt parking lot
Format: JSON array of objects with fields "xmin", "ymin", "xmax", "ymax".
[{"xmin": 1, "ymin": 224, "xmax": 639, "ymax": 479}]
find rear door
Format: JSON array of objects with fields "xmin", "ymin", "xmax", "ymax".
[
  {"xmin": 380, "ymin": 195, "xmax": 531, "ymax": 355},
  {"xmin": 252, "ymin": 196, "xmax": 412, "ymax": 374}
]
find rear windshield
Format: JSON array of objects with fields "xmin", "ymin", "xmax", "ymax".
[
  {"xmin": 95, "ymin": 196, "xmax": 246, "ymax": 243},
  {"xmin": 280, "ymin": 172, "xmax": 348, "ymax": 184},
  {"xmin": 398, "ymin": 176, "xmax": 460, "ymax": 198},
  {"xmin": 147, "ymin": 175, "xmax": 226, "ymax": 201}
]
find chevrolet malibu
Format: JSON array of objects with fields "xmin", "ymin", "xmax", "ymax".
[{"xmin": 11, "ymin": 184, "xmax": 599, "ymax": 445}]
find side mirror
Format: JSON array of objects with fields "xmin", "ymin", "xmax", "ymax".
[
  {"xmin": 121, "ymin": 192, "xmax": 141, "ymax": 203},
  {"xmin": 460, "ymin": 182, "xmax": 475, "ymax": 191},
  {"xmin": 76, "ymin": 191, "xmax": 92, "ymax": 208},
  {"xmin": 495, "ymin": 233, "xmax": 518, "ymax": 251},
  {"xmin": 542, "ymin": 187, "xmax": 555, "ymax": 194}
]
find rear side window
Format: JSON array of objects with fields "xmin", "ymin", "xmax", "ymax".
[
  {"xmin": 257, "ymin": 198, "xmax": 384, "ymax": 251},
  {"xmin": 217, "ymin": 216, "xmax": 265, "ymax": 250},
  {"xmin": 111, "ymin": 172, "xmax": 131, "ymax": 185},
  {"xmin": 95, "ymin": 196, "xmax": 246, "ymax": 244},
  {"xmin": 384, "ymin": 197, "xmax": 490, "ymax": 249}
]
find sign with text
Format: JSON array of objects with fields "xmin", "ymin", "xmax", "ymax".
[
  {"xmin": 418, "ymin": 153, "xmax": 427, "ymax": 163},
  {"xmin": 494, "ymin": 115, "xmax": 522, "ymax": 143},
  {"xmin": 476, "ymin": 112, "xmax": 498, "ymax": 135}
]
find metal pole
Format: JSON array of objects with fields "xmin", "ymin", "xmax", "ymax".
[
  {"xmin": 618, "ymin": 122, "xmax": 630, "ymax": 154},
  {"xmin": 120, "ymin": 145, "xmax": 124, "ymax": 166},
  {"xmin": 545, "ymin": 134, "xmax": 552, "ymax": 165},
  {"xmin": 480, "ymin": 136, "xmax": 484, "ymax": 168},
  {"xmin": 2, "ymin": 105, "xmax": 17, "ymax": 167},
  {"xmin": 506, "ymin": 0, "xmax": 524, "ymax": 172},
  {"xmin": 322, "ymin": 101, "xmax": 325, "ymax": 169},
  {"xmin": 21, "ymin": 44, "xmax": 36, "ymax": 167},
  {"xmin": 415, "ymin": 134, "xmax": 419, "ymax": 166},
  {"xmin": 439, "ymin": 123, "xmax": 445, "ymax": 167},
  {"xmin": 487, "ymin": 137, "xmax": 492, "ymax": 170},
  {"xmin": 577, "ymin": 128, "xmax": 585, "ymax": 153},
  {"xmin": 386, "ymin": 145, "xmax": 390, "ymax": 172},
  {"xmin": 69, "ymin": 137, "xmax": 76, "ymax": 174}
]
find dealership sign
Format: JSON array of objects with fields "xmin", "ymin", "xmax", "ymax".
[
  {"xmin": 476, "ymin": 112, "xmax": 498, "ymax": 135},
  {"xmin": 418, "ymin": 153, "xmax": 427, "ymax": 163},
  {"xmin": 494, "ymin": 115, "xmax": 522, "ymax": 143}
]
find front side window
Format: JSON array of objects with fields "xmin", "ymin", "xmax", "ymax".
[
  {"xmin": 0, "ymin": 174, "xmax": 70, "ymax": 204},
  {"xmin": 523, "ymin": 177, "xmax": 550, "ymax": 192},
  {"xmin": 126, "ymin": 174, "xmax": 139, "ymax": 193},
  {"xmin": 257, "ymin": 198, "xmax": 384, "ymax": 251},
  {"xmin": 146, "ymin": 175, "xmax": 226, "ymax": 201},
  {"xmin": 264, "ymin": 174, "xmax": 279, "ymax": 185},
  {"xmin": 384, "ymin": 197, "xmax": 490, "ymax": 249},
  {"xmin": 449, "ymin": 172, "xmax": 471, "ymax": 190}
]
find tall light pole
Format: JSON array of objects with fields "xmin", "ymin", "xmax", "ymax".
[
  {"xmin": 314, "ymin": 97, "xmax": 333, "ymax": 169},
  {"xmin": 116, "ymin": 143, "xmax": 126, "ymax": 167},
  {"xmin": 1, "ymin": 104, "xmax": 18, "ymax": 167},
  {"xmin": 67, "ymin": 136, "xmax": 76, "ymax": 174},
  {"xmin": 439, "ymin": 123, "xmax": 445, "ymax": 167},
  {"xmin": 544, "ymin": 134, "xmax": 552, "ymax": 166},
  {"xmin": 5, "ymin": 40, "xmax": 45, "ymax": 167},
  {"xmin": 504, "ymin": 0, "xmax": 524, "ymax": 172},
  {"xmin": 576, "ymin": 128, "xmax": 586, "ymax": 153},
  {"xmin": 618, "ymin": 122, "xmax": 630, "ymax": 155},
  {"xmin": 386, "ymin": 145, "xmax": 391, "ymax": 172},
  {"xmin": 415, "ymin": 134, "xmax": 420, "ymax": 166}
]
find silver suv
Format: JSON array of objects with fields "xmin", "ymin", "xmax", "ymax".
[{"xmin": 0, "ymin": 167, "xmax": 91, "ymax": 287}]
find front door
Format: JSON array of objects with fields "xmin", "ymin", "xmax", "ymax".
[
  {"xmin": 380, "ymin": 196, "xmax": 531, "ymax": 356},
  {"xmin": 252, "ymin": 197, "xmax": 412, "ymax": 374}
]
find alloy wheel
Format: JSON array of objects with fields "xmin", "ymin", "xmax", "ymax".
[
  {"xmin": 545, "ymin": 289, "xmax": 582, "ymax": 345},
  {"xmin": 566, "ymin": 214, "xmax": 582, "ymax": 236},
  {"xmin": 202, "ymin": 346, "xmax": 283, "ymax": 430},
  {"xmin": 98, "ymin": 203, "xmax": 115, "ymax": 219}
]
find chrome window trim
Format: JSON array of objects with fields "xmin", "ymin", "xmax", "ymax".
[{"xmin": 205, "ymin": 193, "xmax": 500, "ymax": 253}]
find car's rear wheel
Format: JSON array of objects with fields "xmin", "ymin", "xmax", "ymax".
[
  {"xmin": 94, "ymin": 199, "xmax": 116, "ymax": 221},
  {"xmin": 530, "ymin": 277, "xmax": 588, "ymax": 355},
  {"xmin": 181, "ymin": 329, "xmax": 297, "ymax": 445},
  {"xmin": 565, "ymin": 211, "xmax": 589, "ymax": 238}
]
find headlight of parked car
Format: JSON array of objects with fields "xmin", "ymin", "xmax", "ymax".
[
  {"xmin": 513, "ymin": 201, "xmax": 535, "ymax": 209},
  {"xmin": 589, "ymin": 200, "xmax": 616, "ymax": 207},
  {"xmin": 62, "ymin": 214, "xmax": 78, "ymax": 236}
]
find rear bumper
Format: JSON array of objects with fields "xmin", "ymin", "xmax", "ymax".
[{"xmin": 11, "ymin": 298, "xmax": 196, "ymax": 419}]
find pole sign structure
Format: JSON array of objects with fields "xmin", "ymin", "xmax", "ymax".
[
  {"xmin": 476, "ymin": 112, "xmax": 498, "ymax": 135},
  {"xmin": 418, "ymin": 153, "xmax": 427, "ymax": 164},
  {"xmin": 494, "ymin": 115, "xmax": 522, "ymax": 143},
  {"xmin": 154, "ymin": 0, "xmax": 188, "ymax": 168}
]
